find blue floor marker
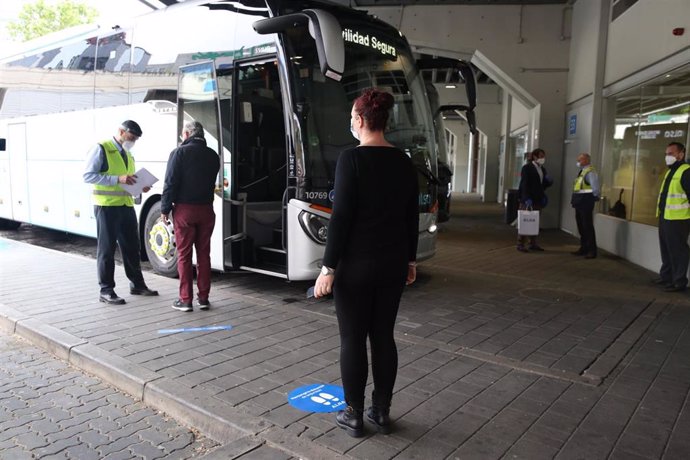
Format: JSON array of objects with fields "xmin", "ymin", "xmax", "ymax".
[
  {"xmin": 158, "ymin": 325, "xmax": 232, "ymax": 334},
  {"xmin": 288, "ymin": 383, "xmax": 346, "ymax": 413}
]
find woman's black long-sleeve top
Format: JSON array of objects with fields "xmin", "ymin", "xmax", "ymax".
[{"xmin": 322, "ymin": 146, "xmax": 419, "ymax": 269}]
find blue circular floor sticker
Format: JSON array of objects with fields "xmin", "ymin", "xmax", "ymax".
[{"xmin": 288, "ymin": 384, "xmax": 346, "ymax": 413}]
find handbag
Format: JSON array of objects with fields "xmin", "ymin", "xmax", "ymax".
[{"xmin": 517, "ymin": 209, "xmax": 540, "ymax": 236}]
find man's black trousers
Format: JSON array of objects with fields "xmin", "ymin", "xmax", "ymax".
[
  {"xmin": 658, "ymin": 217, "xmax": 690, "ymax": 288},
  {"xmin": 574, "ymin": 195, "xmax": 597, "ymax": 255},
  {"xmin": 95, "ymin": 205, "xmax": 145, "ymax": 294}
]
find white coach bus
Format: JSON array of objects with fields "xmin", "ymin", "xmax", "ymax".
[{"xmin": 0, "ymin": 0, "xmax": 475, "ymax": 280}]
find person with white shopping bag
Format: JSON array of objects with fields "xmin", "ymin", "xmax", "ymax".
[{"xmin": 517, "ymin": 148, "xmax": 553, "ymax": 252}]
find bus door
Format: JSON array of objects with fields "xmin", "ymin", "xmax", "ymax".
[
  {"xmin": 231, "ymin": 58, "xmax": 288, "ymax": 277},
  {"xmin": 177, "ymin": 61, "xmax": 225, "ymax": 271}
]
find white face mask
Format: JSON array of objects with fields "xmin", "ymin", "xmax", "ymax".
[
  {"xmin": 350, "ymin": 121, "xmax": 360, "ymax": 141},
  {"xmin": 122, "ymin": 140, "xmax": 135, "ymax": 151},
  {"xmin": 665, "ymin": 155, "xmax": 677, "ymax": 166},
  {"xmin": 536, "ymin": 158, "xmax": 545, "ymax": 165}
]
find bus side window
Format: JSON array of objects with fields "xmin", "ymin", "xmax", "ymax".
[{"xmin": 0, "ymin": 139, "xmax": 5, "ymax": 151}]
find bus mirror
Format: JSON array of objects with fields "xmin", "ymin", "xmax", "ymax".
[
  {"xmin": 437, "ymin": 105, "xmax": 477, "ymax": 135},
  {"xmin": 253, "ymin": 9, "xmax": 344, "ymax": 81},
  {"xmin": 0, "ymin": 138, "xmax": 5, "ymax": 151},
  {"xmin": 417, "ymin": 58, "xmax": 477, "ymax": 111},
  {"xmin": 458, "ymin": 63, "xmax": 477, "ymax": 112},
  {"xmin": 466, "ymin": 111, "xmax": 477, "ymax": 135}
]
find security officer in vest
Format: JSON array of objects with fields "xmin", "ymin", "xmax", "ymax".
[
  {"xmin": 571, "ymin": 153, "xmax": 600, "ymax": 259},
  {"xmin": 654, "ymin": 142, "xmax": 690, "ymax": 292},
  {"xmin": 83, "ymin": 120, "xmax": 159, "ymax": 304}
]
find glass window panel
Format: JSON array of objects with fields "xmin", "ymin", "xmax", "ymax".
[{"xmin": 602, "ymin": 64, "xmax": 690, "ymax": 225}]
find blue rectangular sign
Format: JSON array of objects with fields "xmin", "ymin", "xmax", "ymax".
[{"xmin": 569, "ymin": 114, "xmax": 577, "ymax": 136}]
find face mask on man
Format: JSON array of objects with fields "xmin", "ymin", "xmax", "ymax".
[
  {"xmin": 350, "ymin": 121, "xmax": 360, "ymax": 141},
  {"xmin": 122, "ymin": 140, "xmax": 135, "ymax": 151},
  {"xmin": 536, "ymin": 158, "xmax": 545, "ymax": 165},
  {"xmin": 665, "ymin": 155, "xmax": 677, "ymax": 166}
]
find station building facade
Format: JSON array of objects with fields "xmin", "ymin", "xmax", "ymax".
[{"xmin": 361, "ymin": 0, "xmax": 689, "ymax": 273}]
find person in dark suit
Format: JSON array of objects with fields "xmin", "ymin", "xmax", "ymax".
[
  {"xmin": 517, "ymin": 148, "xmax": 553, "ymax": 252},
  {"xmin": 313, "ymin": 88, "xmax": 419, "ymax": 438}
]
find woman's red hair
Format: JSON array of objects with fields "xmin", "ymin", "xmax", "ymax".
[{"xmin": 353, "ymin": 88, "xmax": 394, "ymax": 132}]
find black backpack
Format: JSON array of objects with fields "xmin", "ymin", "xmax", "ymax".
[{"xmin": 609, "ymin": 189, "xmax": 626, "ymax": 219}]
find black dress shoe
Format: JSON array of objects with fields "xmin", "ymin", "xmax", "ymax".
[
  {"xmin": 528, "ymin": 245, "xmax": 545, "ymax": 252},
  {"xmin": 571, "ymin": 249, "xmax": 586, "ymax": 256},
  {"xmin": 99, "ymin": 292, "xmax": 125, "ymax": 305},
  {"xmin": 335, "ymin": 406, "xmax": 364, "ymax": 438},
  {"xmin": 651, "ymin": 277, "xmax": 671, "ymax": 285},
  {"xmin": 366, "ymin": 406, "xmax": 392, "ymax": 434},
  {"xmin": 584, "ymin": 253, "xmax": 597, "ymax": 259},
  {"xmin": 664, "ymin": 284, "xmax": 687, "ymax": 292},
  {"xmin": 130, "ymin": 286, "xmax": 159, "ymax": 296}
]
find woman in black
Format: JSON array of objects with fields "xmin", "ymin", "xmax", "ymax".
[
  {"xmin": 517, "ymin": 148, "xmax": 553, "ymax": 252},
  {"xmin": 314, "ymin": 89, "xmax": 419, "ymax": 437}
]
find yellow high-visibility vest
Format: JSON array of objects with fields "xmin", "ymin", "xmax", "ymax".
[
  {"xmin": 657, "ymin": 163, "xmax": 690, "ymax": 220},
  {"xmin": 92, "ymin": 139, "xmax": 135, "ymax": 207},
  {"xmin": 573, "ymin": 165, "xmax": 595, "ymax": 193}
]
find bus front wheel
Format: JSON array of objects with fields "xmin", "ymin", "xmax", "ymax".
[{"xmin": 143, "ymin": 201, "xmax": 178, "ymax": 278}]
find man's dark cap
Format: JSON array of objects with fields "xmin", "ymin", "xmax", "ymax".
[{"xmin": 121, "ymin": 120, "xmax": 143, "ymax": 137}]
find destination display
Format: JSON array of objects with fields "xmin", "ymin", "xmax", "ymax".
[{"xmin": 342, "ymin": 28, "xmax": 396, "ymax": 58}]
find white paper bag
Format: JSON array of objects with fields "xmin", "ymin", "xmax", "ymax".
[{"xmin": 517, "ymin": 209, "xmax": 540, "ymax": 236}]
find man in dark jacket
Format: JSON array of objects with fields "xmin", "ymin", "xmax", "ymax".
[
  {"xmin": 517, "ymin": 148, "xmax": 552, "ymax": 252},
  {"xmin": 161, "ymin": 121, "xmax": 220, "ymax": 311}
]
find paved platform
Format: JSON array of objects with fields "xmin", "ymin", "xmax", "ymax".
[{"xmin": 1, "ymin": 197, "xmax": 690, "ymax": 459}]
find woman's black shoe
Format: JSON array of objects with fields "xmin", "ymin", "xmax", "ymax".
[
  {"xmin": 335, "ymin": 406, "xmax": 364, "ymax": 437},
  {"xmin": 366, "ymin": 406, "xmax": 392, "ymax": 434}
]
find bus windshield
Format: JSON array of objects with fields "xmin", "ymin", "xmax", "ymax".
[{"xmin": 282, "ymin": 13, "xmax": 437, "ymax": 211}]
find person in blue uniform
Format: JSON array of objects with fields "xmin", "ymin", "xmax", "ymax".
[
  {"xmin": 83, "ymin": 120, "xmax": 158, "ymax": 304},
  {"xmin": 571, "ymin": 153, "xmax": 600, "ymax": 259}
]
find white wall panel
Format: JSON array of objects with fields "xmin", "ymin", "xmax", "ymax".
[
  {"xmin": 605, "ymin": 0, "xmax": 690, "ymax": 86},
  {"xmin": 567, "ymin": 0, "xmax": 601, "ymax": 103}
]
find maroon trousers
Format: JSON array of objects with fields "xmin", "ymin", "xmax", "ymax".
[{"xmin": 173, "ymin": 203, "xmax": 215, "ymax": 303}]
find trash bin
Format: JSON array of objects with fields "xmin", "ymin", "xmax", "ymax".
[{"xmin": 505, "ymin": 189, "xmax": 519, "ymax": 224}]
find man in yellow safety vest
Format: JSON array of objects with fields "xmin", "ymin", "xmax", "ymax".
[
  {"xmin": 83, "ymin": 120, "xmax": 158, "ymax": 304},
  {"xmin": 570, "ymin": 153, "xmax": 599, "ymax": 259},
  {"xmin": 654, "ymin": 142, "xmax": 690, "ymax": 292}
]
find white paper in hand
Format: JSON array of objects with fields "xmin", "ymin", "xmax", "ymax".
[{"xmin": 119, "ymin": 168, "xmax": 158, "ymax": 196}]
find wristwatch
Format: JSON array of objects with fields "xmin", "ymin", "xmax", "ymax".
[{"xmin": 321, "ymin": 265, "xmax": 335, "ymax": 276}]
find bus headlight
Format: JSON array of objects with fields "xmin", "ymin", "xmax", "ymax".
[
  {"xmin": 428, "ymin": 215, "xmax": 438, "ymax": 233},
  {"xmin": 298, "ymin": 211, "xmax": 329, "ymax": 244}
]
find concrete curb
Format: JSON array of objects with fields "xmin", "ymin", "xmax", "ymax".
[
  {"xmin": 144, "ymin": 378, "xmax": 268, "ymax": 443},
  {"xmin": 69, "ymin": 342, "xmax": 161, "ymax": 401},
  {"xmin": 0, "ymin": 304, "xmax": 30, "ymax": 334},
  {"xmin": 0, "ymin": 307, "xmax": 261, "ymax": 446},
  {"xmin": 15, "ymin": 317, "xmax": 87, "ymax": 361},
  {"xmin": 196, "ymin": 436, "xmax": 264, "ymax": 459}
]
